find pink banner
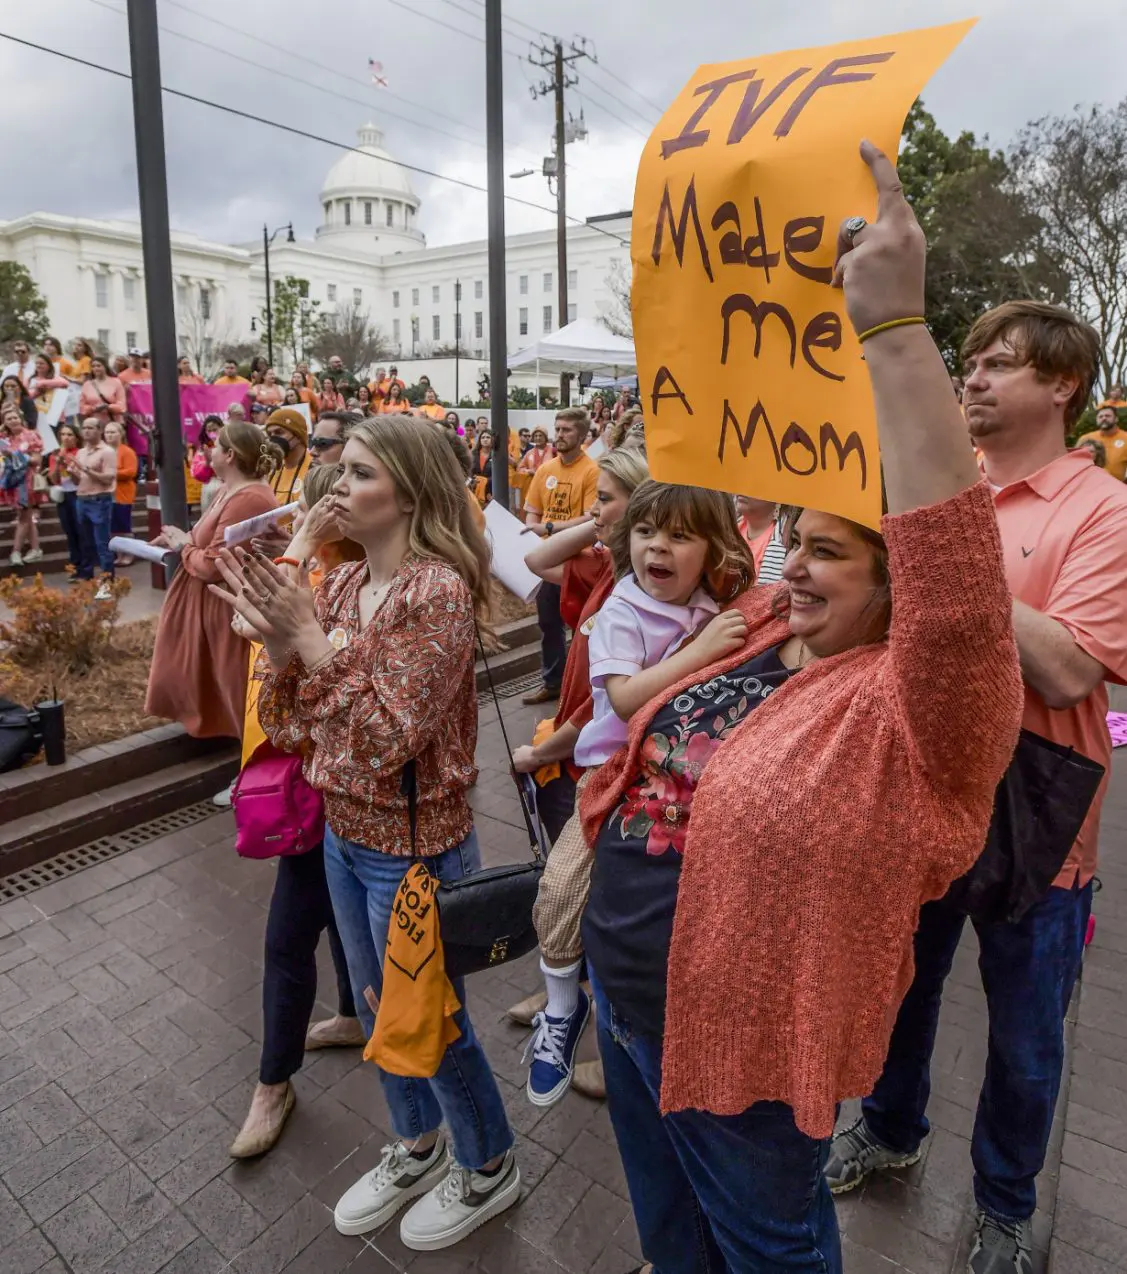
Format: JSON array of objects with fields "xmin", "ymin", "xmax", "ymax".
[{"xmin": 125, "ymin": 383, "xmax": 252, "ymax": 453}]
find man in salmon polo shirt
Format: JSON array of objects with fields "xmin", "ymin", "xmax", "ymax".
[{"xmin": 827, "ymin": 301, "xmax": 1127, "ymax": 1274}]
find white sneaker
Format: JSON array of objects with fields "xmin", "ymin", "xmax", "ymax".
[
  {"xmin": 93, "ymin": 582, "xmax": 113, "ymax": 601},
  {"xmin": 400, "ymin": 1151, "xmax": 520, "ymax": 1251},
  {"xmin": 212, "ymin": 779, "xmax": 236, "ymax": 809},
  {"xmin": 23, "ymin": 548, "xmax": 43, "ymax": 563},
  {"xmin": 333, "ymin": 1136, "xmax": 449, "ymax": 1236},
  {"xmin": 8, "ymin": 551, "xmax": 23, "ymax": 566}
]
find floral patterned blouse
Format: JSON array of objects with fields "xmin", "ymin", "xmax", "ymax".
[
  {"xmin": 582, "ymin": 644, "xmax": 793, "ymax": 1036},
  {"xmin": 257, "ymin": 554, "xmax": 479, "ymax": 855}
]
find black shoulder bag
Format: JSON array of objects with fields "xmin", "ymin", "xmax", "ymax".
[
  {"xmin": 402, "ymin": 631, "xmax": 547, "ymax": 978},
  {"xmin": 944, "ymin": 728, "xmax": 1105, "ymax": 924}
]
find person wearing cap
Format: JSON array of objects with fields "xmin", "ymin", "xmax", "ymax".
[
  {"xmin": 118, "ymin": 349, "xmax": 150, "ymax": 385},
  {"xmin": 265, "ymin": 406, "xmax": 311, "ymax": 503}
]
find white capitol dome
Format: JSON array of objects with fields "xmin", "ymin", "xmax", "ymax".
[{"xmin": 316, "ymin": 123, "xmax": 424, "ymax": 256}]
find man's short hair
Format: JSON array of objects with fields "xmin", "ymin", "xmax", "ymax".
[
  {"xmin": 316, "ymin": 410, "xmax": 360, "ymax": 437},
  {"xmin": 555, "ymin": 406, "xmax": 590, "ymax": 429},
  {"xmin": 961, "ymin": 300, "xmax": 1100, "ymax": 428}
]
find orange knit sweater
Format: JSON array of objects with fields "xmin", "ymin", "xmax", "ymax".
[{"xmin": 580, "ymin": 483, "xmax": 1023, "ymax": 1138}]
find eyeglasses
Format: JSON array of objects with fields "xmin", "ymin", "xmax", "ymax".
[{"xmin": 309, "ymin": 436, "xmax": 341, "ymax": 450}]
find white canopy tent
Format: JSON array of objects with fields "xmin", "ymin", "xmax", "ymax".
[{"xmin": 508, "ymin": 318, "xmax": 637, "ymax": 405}]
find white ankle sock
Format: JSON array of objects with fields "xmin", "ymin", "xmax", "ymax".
[{"xmin": 541, "ymin": 958, "xmax": 581, "ymax": 1020}]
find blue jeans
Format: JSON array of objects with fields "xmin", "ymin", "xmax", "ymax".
[
  {"xmin": 593, "ymin": 981, "xmax": 840, "ymax": 1273},
  {"xmin": 862, "ymin": 882, "xmax": 1093, "ymax": 1221},
  {"xmin": 76, "ymin": 492, "xmax": 114, "ymax": 579},
  {"xmin": 323, "ymin": 826, "xmax": 514, "ymax": 1171},
  {"xmin": 535, "ymin": 580, "xmax": 566, "ymax": 690}
]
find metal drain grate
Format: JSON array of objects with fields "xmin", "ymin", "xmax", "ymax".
[
  {"xmin": 0, "ymin": 800, "xmax": 220, "ymax": 903},
  {"xmin": 478, "ymin": 670, "xmax": 543, "ymax": 707}
]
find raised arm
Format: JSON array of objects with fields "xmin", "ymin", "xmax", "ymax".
[{"xmin": 524, "ymin": 520, "xmax": 599, "ymax": 583}]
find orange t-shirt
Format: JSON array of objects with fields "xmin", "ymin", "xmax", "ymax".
[
  {"xmin": 115, "ymin": 445, "xmax": 139, "ymax": 506},
  {"xmin": 992, "ymin": 451, "xmax": 1127, "ymax": 886}
]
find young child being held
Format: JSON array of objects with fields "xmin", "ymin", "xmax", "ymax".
[{"xmin": 524, "ymin": 480, "xmax": 754, "ymax": 1108}]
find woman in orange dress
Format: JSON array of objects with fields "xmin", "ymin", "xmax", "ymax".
[
  {"xmin": 251, "ymin": 368, "xmax": 285, "ymax": 408},
  {"xmin": 145, "ymin": 421, "xmax": 282, "ymax": 738},
  {"xmin": 377, "ymin": 381, "xmax": 408, "ymax": 414}
]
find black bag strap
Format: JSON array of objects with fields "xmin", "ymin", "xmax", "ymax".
[{"xmin": 396, "ymin": 626, "xmax": 546, "ymax": 866}]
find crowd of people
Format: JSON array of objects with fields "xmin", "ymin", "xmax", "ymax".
[{"xmin": 5, "ymin": 141, "xmax": 1127, "ymax": 1274}]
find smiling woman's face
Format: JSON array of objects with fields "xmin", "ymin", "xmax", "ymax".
[{"xmin": 782, "ymin": 510, "xmax": 889, "ymax": 657}]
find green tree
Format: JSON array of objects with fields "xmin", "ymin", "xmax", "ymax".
[
  {"xmin": 0, "ymin": 262, "xmax": 50, "ymax": 352},
  {"xmin": 261, "ymin": 276, "xmax": 323, "ymax": 367},
  {"xmin": 899, "ymin": 101, "xmax": 1067, "ymax": 369}
]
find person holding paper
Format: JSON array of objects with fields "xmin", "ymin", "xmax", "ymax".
[
  {"xmin": 577, "ymin": 142, "xmax": 1023, "ymax": 1273},
  {"xmin": 521, "ymin": 408, "xmax": 599, "ymax": 705},
  {"xmin": 145, "ymin": 422, "xmax": 283, "ymax": 739}
]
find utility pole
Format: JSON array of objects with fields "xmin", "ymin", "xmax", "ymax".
[
  {"xmin": 485, "ymin": 0, "xmax": 509, "ymax": 510},
  {"xmin": 530, "ymin": 37, "xmax": 592, "ymax": 406},
  {"xmin": 455, "ymin": 279, "xmax": 461, "ymax": 406},
  {"xmin": 125, "ymin": 0, "xmax": 186, "ymax": 527}
]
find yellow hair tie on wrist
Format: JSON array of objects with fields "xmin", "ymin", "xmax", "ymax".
[{"xmin": 857, "ymin": 316, "xmax": 927, "ymax": 343}]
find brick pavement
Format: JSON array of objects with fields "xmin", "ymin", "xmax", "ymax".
[{"xmin": 0, "ymin": 697, "xmax": 1121, "ymax": 1274}]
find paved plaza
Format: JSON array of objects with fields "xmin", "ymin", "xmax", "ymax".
[{"xmin": 0, "ymin": 698, "xmax": 1124, "ymax": 1273}]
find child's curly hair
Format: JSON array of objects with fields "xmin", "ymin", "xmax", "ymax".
[{"xmin": 608, "ymin": 479, "xmax": 755, "ymax": 600}]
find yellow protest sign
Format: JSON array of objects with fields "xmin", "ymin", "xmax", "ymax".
[{"xmin": 631, "ymin": 20, "xmax": 976, "ymax": 528}]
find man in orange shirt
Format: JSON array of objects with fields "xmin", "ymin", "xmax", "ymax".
[
  {"xmin": 1077, "ymin": 403, "xmax": 1127, "ymax": 481},
  {"xmin": 522, "ymin": 407, "xmax": 598, "ymax": 704},
  {"xmin": 832, "ymin": 302, "xmax": 1127, "ymax": 1274},
  {"xmin": 118, "ymin": 348, "xmax": 149, "ymax": 385},
  {"xmin": 215, "ymin": 359, "xmax": 249, "ymax": 387}
]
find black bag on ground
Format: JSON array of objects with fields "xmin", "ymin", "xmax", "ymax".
[
  {"xmin": 0, "ymin": 697, "xmax": 43, "ymax": 772},
  {"xmin": 944, "ymin": 729, "xmax": 1105, "ymax": 924}
]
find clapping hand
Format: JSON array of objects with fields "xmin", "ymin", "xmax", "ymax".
[{"xmin": 209, "ymin": 547, "xmax": 324, "ymax": 668}]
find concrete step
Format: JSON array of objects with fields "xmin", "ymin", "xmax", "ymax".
[{"xmin": 0, "ymin": 746, "xmax": 240, "ymax": 877}]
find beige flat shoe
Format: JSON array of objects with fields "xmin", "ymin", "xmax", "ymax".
[
  {"xmin": 506, "ymin": 989, "xmax": 548, "ymax": 1027},
  {"xmin": 571, "ymin": 1060, "xmax": 606, "ymax": 1101},
  {"xmin": 304, "ymin": 1015, "xmax": 367, "ymax": 1051},
  {"xmin": 228, "ymin": 1082, "xmax": 295, "ymax": 1158}
]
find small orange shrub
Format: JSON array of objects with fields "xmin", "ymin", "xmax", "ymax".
[{"xmin": 0, "ymin": 574, "xmax": 132, "ymax": 676}]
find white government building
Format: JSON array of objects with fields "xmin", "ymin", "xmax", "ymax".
[{"xmin": 0, "ymin": 123, "xmax": 633, "ymax": 400}]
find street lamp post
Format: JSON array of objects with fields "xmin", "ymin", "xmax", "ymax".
[{"xmin": 262, "ymin": 222, "xmax": 294, "ymax": 368}]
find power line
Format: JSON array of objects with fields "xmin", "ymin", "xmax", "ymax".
[
  {"xmin": 574, "ymin": 81, "xmax": 652, "ymax": 139},
  {"xmin": 430, "ymin": 0, "xmax": 532, "ymax": 44},
  {"xmin": 582, "ymin": 53, "xmax": 669, "ymax": 120},
  {"xmin": 0, "ymin": 28, "xmax": 632, "ymax": 248}
]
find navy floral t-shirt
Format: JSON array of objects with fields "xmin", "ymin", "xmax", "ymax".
[{"xmin": 582, "ymin": 645, "xmax": 793, "ymax": 1036}]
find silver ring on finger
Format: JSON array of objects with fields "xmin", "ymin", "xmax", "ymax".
[{"xmin": 843, "ymin": 215, "xmax": 868, "ymax": 245}]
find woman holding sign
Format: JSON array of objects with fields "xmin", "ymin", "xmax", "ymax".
[
  {"xmin": 578, "ymin": 142, "xmax": 1023, "ymax": 1272},
  {"xmin": 145, "ymin": 422, "xmax": 283, "ymax": 739}
]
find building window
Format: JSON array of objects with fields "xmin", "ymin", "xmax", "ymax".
[
  {"xmin": 327, "ymin": 284, "xmax": 337, "ymax": 303},
  {"xmin": 412, "ymin": 287, "xmax": 419, "ymax": 306},
  {"xmin": 95, "ymin": 273, "xmax": 108, "ymax": 309},
  {"xmin": 200, "ymin": 287, "xmax": 211, "ymax": 321},
  {"xmin": 393, "ymin": 318, "xmax": 401, "ymax": 343},
  {"xmin": 202, "ymin": 338, "xmax": 214, "ymax": 365},
  {"xmin": 568, "ymin": 302, "xmax": 577, "ymax": 324},
  {"xmin": 474, "ymin": 311, "xmax": 483, "ymax": 339},
  {"xmin": 411, "ymin": 316, "xmax": 420, "ymax": 348},
  {"xmin": 432, "ymin": 285, "xmax": 440, "ymax": 303},
  {"xmin": 343, "ymin": 201, "xmax": 352, "ymax": 226},
  {"xmin": 97, "ymin": 328, "xmax": 110, "ymax": 348},
  {"xmin": 474, "ymin": 279, "xmax": 483, "ymax": 300},
  {"xmin": 364, "ymin": 201, "xmax": 372, "ymax": 225},
  {"xmin": 387, "ymin": 203, "xmax": 395, "ymax": 227},
  {"xmin": 432, "ymin": 315, "xmax": 441, "ymax": 340},
  {"xmin": 519, "ymin": 274, "xmax": 528, "ymax": 295},
  {"xmin": 125, "ymin": 330, "xmax": 137, "ymax": 350},
  {"xmin": 543, "ymin": 271, "xmax": 552, "ymax": 293},
  {"xmin": 324, "ymin": 202, "xmax": 332, "ymax": 224},
  {"xmin": 123, "ymin": 277, "xmax": 136, "ymax": 311},
  {"xmin": 175, "ymin": 283, "xmax": 187, "ymax": 313},
  {"xmin": 519, "ymin": 307, "xmax": 528, "ymax": 336},
  {"xmin": 353, "ymin": 287, "xmax": 362, "ymax": 307},
  {"xmin": 543, "ymin": 305, "xmax": 552, "ymax": 332},
  {"xmin": 393, "ymin": 290, "xmax": 400, "ymax": 308},
  {"xmin": 567, "ymin": 269, "xmax": 577, "ymax": 290}
]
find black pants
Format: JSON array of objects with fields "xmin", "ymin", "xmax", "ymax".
[
  {"xmin": 57, "ymin": 490, "xmax": 81, "ymax": 570},
  {"xmin": 536, "ymin": 770, "xmax": 578, "ymax": 843},
  {"xmin": 536, "ymin": 581, "xmax": 567, "ymax": 691},
  {"xmin": 260, "ymin": 844, "xmax": 356, "ymax": 1085}
]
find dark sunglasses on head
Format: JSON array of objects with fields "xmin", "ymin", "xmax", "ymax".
[{"xmin": 309, "ymin": 435, "xmax": 341, "ymax": 450}]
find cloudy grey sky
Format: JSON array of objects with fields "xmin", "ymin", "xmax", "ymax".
[{"xmin": 2, "ymin": 0, "xmax": 1125, "ymax": 249}]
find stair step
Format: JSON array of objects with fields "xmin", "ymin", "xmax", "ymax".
[{"xmin": 0, "ymin": 747, "xmax": 240, "ymax": 877}]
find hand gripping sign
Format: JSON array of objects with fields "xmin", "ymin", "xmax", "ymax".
[{"xmin": 631, "ymin": 20, "xmax": 976, "ymax": 528}]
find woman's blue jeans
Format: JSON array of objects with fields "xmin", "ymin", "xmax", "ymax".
[
  {"xmin": 323, "ymin": 826, "xmax": 514, "ymax": 1172},
  {"xmin": 592, "ymin": 980, "xmax": 841, "ymax": 1273}
]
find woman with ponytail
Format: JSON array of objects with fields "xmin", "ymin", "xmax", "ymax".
[{"xmin": 145, "ymin": 421, "xmax": 283, "ymax": 738}]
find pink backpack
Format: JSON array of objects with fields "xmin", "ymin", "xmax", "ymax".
[{"xmin": 231, "ymin": 744, "xmax": 324, "ymax": 858}]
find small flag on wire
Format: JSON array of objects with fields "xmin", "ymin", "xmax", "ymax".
[{"xmin": 368, "ymin": 58, "xmax": 389, "ymax": 88}]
